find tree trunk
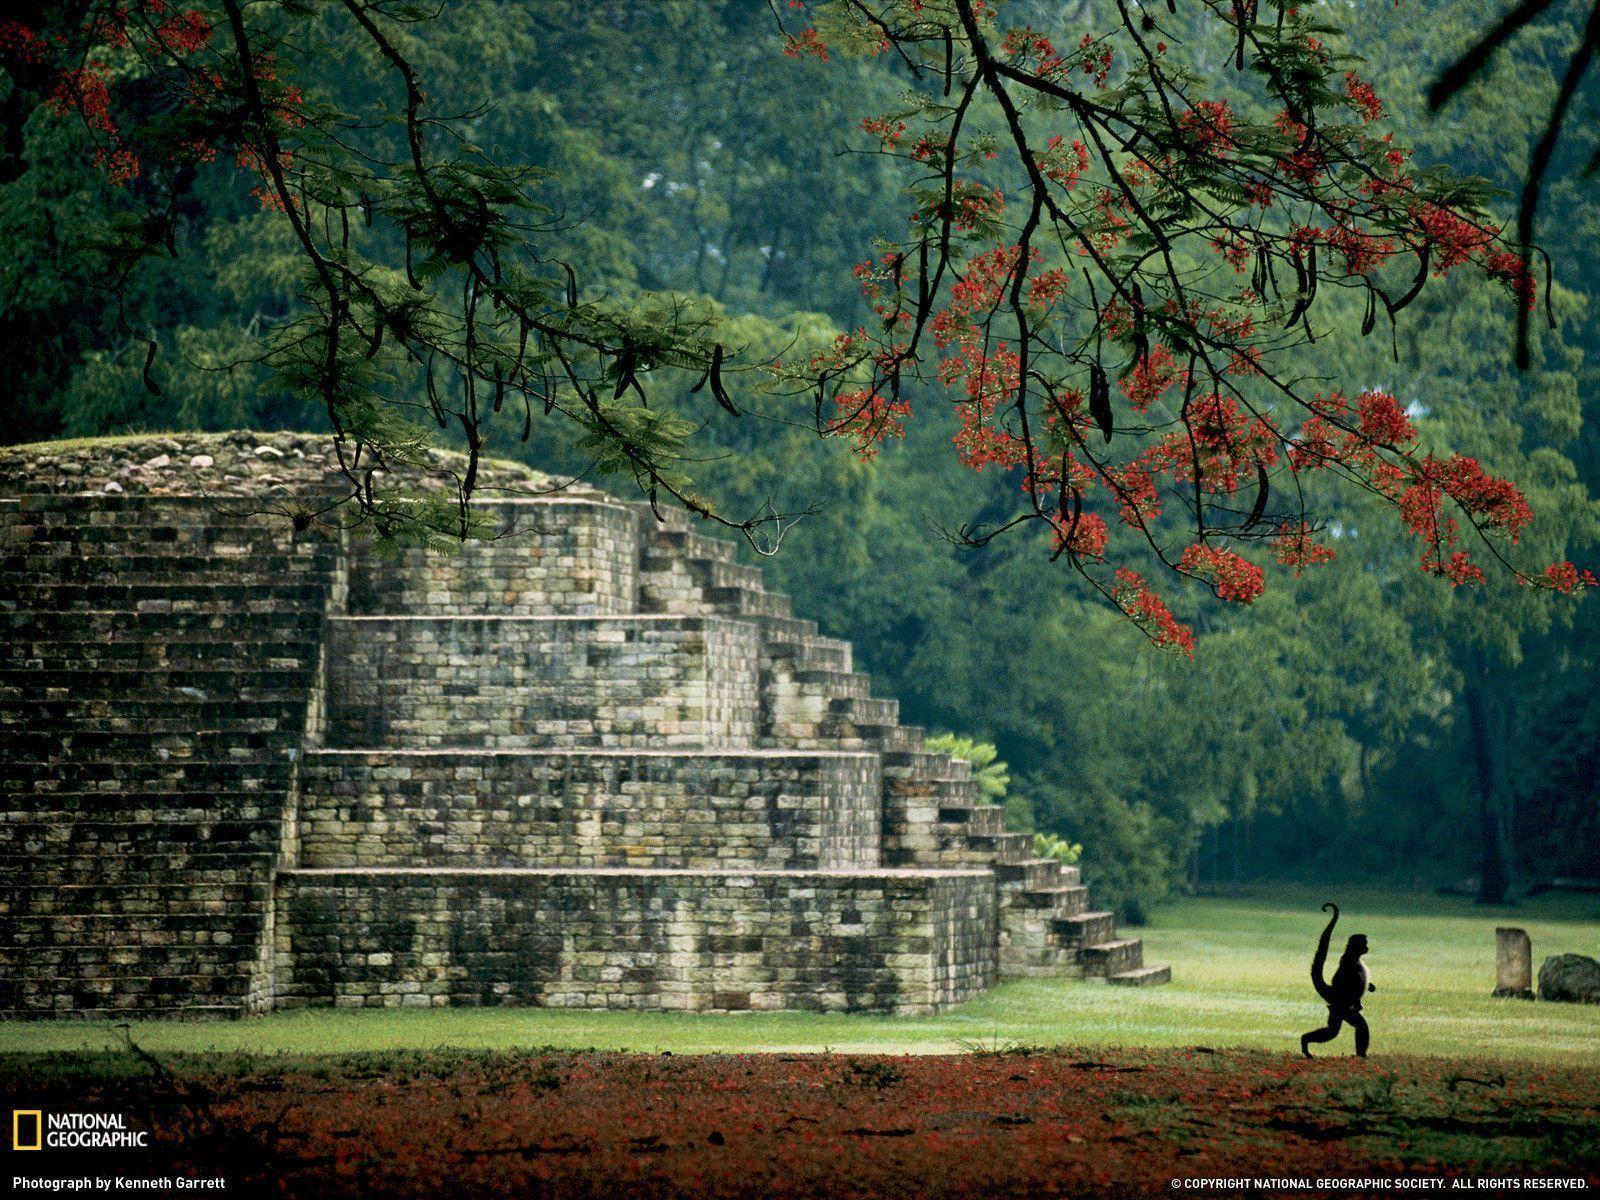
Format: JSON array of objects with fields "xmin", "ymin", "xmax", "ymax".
[
  {"xmin": 1357, "ymin": 743, "xmax": 1375, "ymax": 819},
  {"xmin": 1464, "ymin": 664, "xmax": 1512, "ymax": 905}
]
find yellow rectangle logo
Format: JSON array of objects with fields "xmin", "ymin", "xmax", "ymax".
[{"xmin": 12, "ymin": 1109, "xmax": 42, "ymax": 1151}]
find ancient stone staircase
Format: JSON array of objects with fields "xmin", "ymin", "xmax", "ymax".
[
  {"xmin": 630, "ymin": 507, "xmax": 1166, "ymax": 987},
  {"xmin": 1, "ymin": 434, "xmax": 1167, "ymax": 1018},
  {"xmin": 0, "ymin": 494, "xmax": 340, "ymax": 1015}
]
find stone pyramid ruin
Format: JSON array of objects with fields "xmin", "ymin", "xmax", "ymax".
[{"xmin": 1, "ymin": 432, "xmax": 1168, "ymax": 1017}]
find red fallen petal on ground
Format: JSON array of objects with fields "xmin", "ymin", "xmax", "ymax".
[{"xmin": 4, "ymin": 1048, "xmax": 1597, "ymax": 1197}]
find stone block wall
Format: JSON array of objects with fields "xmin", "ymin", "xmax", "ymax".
[
  {"xmin": 323, "ymin": 615, "xmax": 761, "ymax": 749},
  {"xmin": 295, "ymin": 749, "xmax": 882, "ymax": 870},
  {"xmin": 273, "ymin": 867, "xmax": 996, "ymax": 1014},
  {"xmin": 0, "ymin": 494, "xmax": 338, "ymax": 1016},
  {"xmin": 347, "ymin": 499, "xmax": 641, "ymax": 617}
]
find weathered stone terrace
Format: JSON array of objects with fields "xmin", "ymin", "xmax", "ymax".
[{"xmin": 0, "ymin": 433, "xmax": 1168, "ymax": 1018}]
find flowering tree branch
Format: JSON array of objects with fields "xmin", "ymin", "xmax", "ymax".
[{"xmin": 773, "ymin": 0, "xmax": 1593, "ymax": 651}]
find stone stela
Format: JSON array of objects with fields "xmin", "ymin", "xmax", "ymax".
[
  {"xmin": 1494, "ymin": 927, "xmax": 1534, "ymax": 999},
  {"xmin": 1, "ymin": 433, "xmax": 1168, "ymax": 1018}
]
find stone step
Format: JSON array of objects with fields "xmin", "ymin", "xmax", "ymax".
[
  {"xmin": 0, "ymin": 760, "xmax": 293, "ymax": 782},
  {"xmin": 792, "ymin": 669, "xmax": 873, "ymax": 700},
  {"xmin": 873, "ymin": 725, "xmax": 927, "ymax": 754},
  {"xmin": 997, "ymin": 943, "xmax": 1081, "ymax": 978},
  {"xmin": 991, "ymin": 832, "xmax": 1033, "ymax": 865},
  {"xmin": 648, "ymin": 526, "xmax": 736, "ymax": 564},
  {"xmin": 1052, "ymin": 910, "xmax": 1117, "ymax": 947},
  {"xmin": 0, "ymin": 704, "xmax": 304, "ymax": 723},
  {"xmin": 2, "ymin": 552, "xmax": 327, "ymax": 577},
  {"xmin": 0, "ymin": 609, "xmax": 325, "ymax": 636},
  {"xmin": 764, "ymin": 634, "xmax": 852, "ymax": 674},
  {"xmin": 3, "ymin": 734, "xmax": 297, "ymax": 760},
  {"xmin": 0, "ymin": 787, "xmax": 291, "ymax": 807},
  {"xmin": 885, "ymin": 780, "xmax": 979, "ymax": 834},
  {"xmin": 6, "ymin": 515, "xmax": 319, "ymax": 537},
  {"xmin": 963, "ymin": 805, "xmax": 1007, "ymax": 837},
  {"xmin": 882, "ymin": 750, "xmax": 971, "ymax": 780},
  {"xmin": 9, "ymin": 493, "xmax": 319, "ymax": 513},
  {"xmin": 0, "ymin": 949, "xmax": 260, "ymax": 973},
  {"xmin": 0, "ymin": 852, "xmax": 279, "ymax": 873},
  {"xmin": 1079, "ymin": 938, "xmax": 1144, "ymax": 977},
  {"xmin": 1019, "ymin": 883, "xmax": 1091, "ymax": 915},
  {"xmin": 690, "ymin": 557, "xmax": 766, "ymax": 593},
  {"xmin": 0, "ymin": 1005, "xmax": 249, "ymax": 1019},
  {"xmin": 4, "ymin": 571, "xmax": 326, "ymax": 592},
  {"xmin": 993, "ymin": 858, "xmax": 1062, "ymax": 890},
  {"xmin": 1, "ymin": 806, "xmax": 283, "ymax": 825},
  {"xmin": 0, "ymin": 640, "xmax": 322, "ymax": 665},
  {"xmin": 0, "ymin": 834, "xmax": 279, "ymax": 855},
  {"xmin": 2, "ymin": 723, "xmax": 301, "ymax": 744},
  {"xmin": 6, "ymin": 533, "xmax": 332, "ymax": 558},
  {"xmin": 0, "ymin": 668, "xmax": 313, "ymax": 692},
  {"xmin": 750, "ymin": 615, "xmax": 821, "ymax": 642},
  {"xmin": 706, "ymin": 585, "xmax": 791, "ymax": 619},
  {"xmin": 4, "ymin": 582, "xmax": 332, "ymax": 612},
  {"xmin": 829, "ymin": 695, "xmax": 898, "ymax": 725},
  {"xmin": 4, "ymin": 883, "xmax": 273, "ymax": 911},
  {"xmin": 1, "ymin": 740, "xmax": 298, "ymax": 762},
  {"xmin": 1109, "ymin": 964, "xmax": 1171, "ymax": 986},
  {"xmin": 3, "ymin": 913, "xmax": 268, "ymax": 936}
]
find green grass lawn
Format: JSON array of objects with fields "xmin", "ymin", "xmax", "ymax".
[{"xmin": 5, "ymin": 886, "xmax": 1598, "ymax": 1064}]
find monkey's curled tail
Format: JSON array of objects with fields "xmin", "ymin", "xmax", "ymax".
[{"xmin": 1311, "ymin": 902, "xmax": 1339, "ymax": 1003}]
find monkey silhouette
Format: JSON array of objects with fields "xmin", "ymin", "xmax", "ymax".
[{"xmin": 1300, "ymin": 902, "xmax": 1374, "ymax": 1059}]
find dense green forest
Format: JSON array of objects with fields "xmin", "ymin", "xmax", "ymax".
[{"xmin": 3, "ymin": 0, "xmax": 1596, "ymax": 917}]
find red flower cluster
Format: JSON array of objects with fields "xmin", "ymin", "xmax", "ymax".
[
  {"xmin": 1026, "ymin": 267, "xmax": 1069, "ymax": 308},
  {"xmin": 1484, "ymin": 250, "xmax": 1538, "ymax": 311},
  {"xmin": 832, "ymin": 389, "xmax": 911, "ymax": 458},
  {"xmin": 940, "ymin": 343, "xmax": 1024, "ymax": 470},
  {"xmin": 1113, "ymin": 568, "xmax": 1196, "ymax": 654},
  {"xmin": 8, "ymin": 2, "xmax": 221, "ymax": 188},
  {"xmin": 2, "ymin": 3, "xmax": 322, "ymax": 209},
  {"xmin": 1119, "ymin": 344, "xmax": 1187, "ymax": 414},
  {"xmin": 1344, "ymin": 72, "xmax": 1383, "ymax": 121},
  {"xmin": 1052, "ymin": 509, "xmax": 1109, "ymax": 559},
  {"xmin": 1272, "ymin": 522, "xmax": 1337, "ymax": 573},
  {"xmin": 1077, "ymin": 33, "xmax": 1114, "ymax": 87},
  {"xmin": 1355, "ymin": 389, "xmax": 1417, "ymax": 447},
  {"xmin": 1380, "ymin": 454, "xmax": 1532, "ymax": 585},
  {"xmin": 1146, "ymin": 393, "xmax": 1279, "ymax": 498},
  {"xmin": 1540, "ymin": 561, "xmax": 1599, "ymax": 594},
  {"xmin": 1407, "ymin": 204, "xmax": 1535, "ymax": 307},
  {"xmin": 782, "ymin": 28, "xmax": 828, "ymax": 61},
  {"xmin": 1038, "ymin": 134, "xmax": 1090, "ymax": 190},
  {"xmin": 1179, "ymin": 100, "xmax": 1237, "ymax": 157},
  {"xmin": 1106, "ymin": 459, "xmax": 1162, "ymax": 526},
  {"xmin": 1001, "ymin": 28, "xmax": 1067, "ymax": 80},
  {"xmin": 860, "ymin": 115, "xmax": 906, "ymax": 147},
  {"xmin": 1178, "ymin": 542, "xmax": 1267, "ymax": 604},
  {"xmin": 1291, "ymin": 223, "xmax": 1400, "ymax": 276}
]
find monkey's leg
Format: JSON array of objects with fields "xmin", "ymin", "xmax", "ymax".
[
  {"xmin": 1300, "ymin": 1012, "xmax": 1344, "ymax": 1058},
  {"xmin": 1350, "ymin": 1013, "xmax": 1369, "ymax": 1058}
]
